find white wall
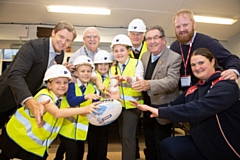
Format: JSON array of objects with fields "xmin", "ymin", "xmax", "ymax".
[{"xmin": 227, "ymin": 32, "xmax": 240, "ymax": 57}]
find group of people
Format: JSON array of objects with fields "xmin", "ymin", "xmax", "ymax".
[{"xmin": 0, "ymin": 9, "xmax": 239, "ymax": 160}]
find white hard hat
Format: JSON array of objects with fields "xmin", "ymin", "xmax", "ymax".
[
  {"xmin": 94, "ymin": 50, "xmax": 113, "ymax": 64},
  {"xmin": 44, "ymin": 64, "xmax": 71, "ymax": 81},
  {"xmin": 73, "ymin": 55, "xmax": 95, "ymax": 70},
  {"xmin": 127, "ymin": 18, "xmax": 146, "ymax": 32},
  {"xmin": 110, "ymin": 34, "xmax": 132, "ymax": 49}
]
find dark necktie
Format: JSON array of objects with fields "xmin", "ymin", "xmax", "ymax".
[
  {"xmin": 80, "ymin": 85, "xmax": 86, "ymax": 93},
  {"xmin": 122, "ymin": 64, "xmax": 126, "ymax": 72},
  {"xmin": 55, "ymin": 99, "xmax": 61, "ymax": 108},
  {"xmin": 135, "ymin": 49, "xmax": 139, "ymax": 54},
  {"xmin": 101, "ymin": 75, "xmax": 105, "ymax": 82}
]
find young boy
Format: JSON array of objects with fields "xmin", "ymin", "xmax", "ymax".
[
  {"xmin": 0, "ymin": 65, "xmax": 99, "ymax": 160},
  {"xmin": 56, "ymin": 55, "xmax": 101, "ymax": 160},
  {"xmin": 87, "ymin": 50, "xmax": 113, "ymax": 160}
]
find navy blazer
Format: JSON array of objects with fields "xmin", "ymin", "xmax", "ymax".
[{"xmin": 0, "ymin": 38, "xmax": 64, "ymax": 113}]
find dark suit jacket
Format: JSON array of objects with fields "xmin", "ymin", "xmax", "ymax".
[
  {"xmin": 0, "ymin": 38, "xmax": 64, "ymax": 113},
  {"xmin": 141, "ymin": 47, "xmax": 182, "ymax": 124}
]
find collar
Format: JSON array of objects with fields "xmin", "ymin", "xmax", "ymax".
[
  {"xmin": 118, "ymin": 58, "xmax": 130, "ymax": 68},
  {"xmin": 50, "ymin": 90, "xmax": 63, "ymax": 102},
  {"xmin": 151, "ymin": 47, "xmax": 165, "ymax": 63},
  {"xmin": 132, "ymin": 43, "xmax": 143, "ymax": 51},
  {"xmin": 77, "ymin": 78, "xmax": 87, "ymax": 87},
  {"xmin": 96, "ymin": 71, "xmax": 109, "ymax": 77},
  {"xmin": 197, "ymin": 71, "xmax": 221, "ymax": 85},
  {"xmin": 184, "ymin": 31, "xmax": 196, "ymax": 45}
]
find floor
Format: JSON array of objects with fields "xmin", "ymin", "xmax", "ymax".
[{"xmin": 46, "ymin": 121, "xmax": 185, "ymax": 160}]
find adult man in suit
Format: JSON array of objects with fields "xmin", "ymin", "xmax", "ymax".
[
  {"xmin": 0, "ymin": 21, "xmax": 77, "ymax": 129},
  {"xmin": 127, "ymin": 18, "xmax": 148, "ymax": 159},
  {"xmin": 128, "ymin": 18, "xmax": 148, "ymax": 60},
  {"xmin": 132, "ymin": 25, "xmax": 182, "ymax": 160}
]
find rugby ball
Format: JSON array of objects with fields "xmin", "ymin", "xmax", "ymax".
[{"xmin": 87, "ymin": 99, "xmax": 122, "ymax": 126}]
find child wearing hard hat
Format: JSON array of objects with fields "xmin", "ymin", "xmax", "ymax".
[
  {"xmin": 55, "ymin": 55, "xmax": 101, "ymax": 160},
  {"xmin": 86, "ymin": 50, "xmax": 114, "ymax": 160},
  {"xmin": 109, "ymin": 34, "xmax": 144, "ymax": 160},
  {"xmin": 0, "ymin": 65, "xmax": 99, "ymax": 160}
]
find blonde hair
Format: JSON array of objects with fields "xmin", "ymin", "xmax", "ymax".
[{"xmin": 173, "ymin": 9, "xmax": 195, "ymax": 23}]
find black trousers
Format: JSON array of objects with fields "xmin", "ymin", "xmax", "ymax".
[
  {"xmin": 0, "ymin": 107, "xmax": 16, "ymax": 129},
  {"xmin": 58, "ymin": 135, "xmax": 85, "ymax": 160},
  {"xmin": 160, "ymin": 136, "xmax": 208, "ymax": 160},
  {"xmin": 86, "ymin": 123, "xmax": 110, "ymax": 160},
  {"xmin": 143, "ymin": 111, "xmax": 172, "ymax": 160}
]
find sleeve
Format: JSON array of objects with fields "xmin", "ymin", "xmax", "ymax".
[
  {"xmin": 67, "ymin": 82, "xmax": 86, "ymax": 106},
  {"xmin": 158, "ymin": 80, "xmax": 239, "ymax": 122},
  {"xmin": 7, "ymin": 40, "xmax": 37, "ymax": 104},
  {"xmin": 36, "ymin": 94, "xmax": 53, "ymax": 103},
  {"xmin": 68, "ymin": 48, "xmax": 81, "ymax": 64},
  {"xmin": 108, "ymin": 71, "xmax": 119, "ymax": 92},
  {"xmin": 131, "ymin": 60, "xmax": 144, "ymax": 83},
  {"xmin": 150, "ymin": 91, "xmax": 186, "ymax": 108},
  {"xmin": 207, "ymin": 39, "xmax": 240, "ymax": 73}
]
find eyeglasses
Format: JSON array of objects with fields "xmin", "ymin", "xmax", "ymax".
[
  {"xmin": 145, "ymin": 35, "xmax": 163, "ymax": 42},
  {"xmin": 84, "ymin": 35, "xmax": 99, "ymax": 39}
]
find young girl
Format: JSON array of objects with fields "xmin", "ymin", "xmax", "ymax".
[
  {"xmin": 0, "ymin": 65, "xmax": 99, "ymax": 160},
  {"xmin": 57, "ymin": 55, "xmax": 101, "ymax": 160},
  {"xmin": 87, "ymin": 50, "xmax": 113, "ymax": 160},
  {"xmin": 109, "ymin": 34, "xmax": 144, "ymax": 160}
]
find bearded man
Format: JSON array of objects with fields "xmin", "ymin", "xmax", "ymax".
[{"xmin": 170, "ymin": 9, "xmax": 240, "ymax": 91}]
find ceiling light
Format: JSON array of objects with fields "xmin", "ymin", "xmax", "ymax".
[
  {"xmin": 46, "ymin": 5, "xmax": 111, "ymax": 15},
  {"xmin": 194, "ymin": 15, "xmax": 237, "ymax": 25}
]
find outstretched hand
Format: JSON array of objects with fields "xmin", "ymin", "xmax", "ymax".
[
  {"xmin": 130, "ymin": 100, "xmax": 158, "ymax": 117},
  {"xmin": 132, "ymin": 76, "xmax": 149, "ymax": 92},
  {"xmin": 85, "ymin": 101, "xmax": 101, "ymax": 117},
  {"xmin": 84, "ymin": 94, "xmax": 101, "ymax": 102},
  {"xmin": 111, "ymin": 75, "xmax": 128, "ymax": 87},
  {"xmin": 25, "ymin": 98, "xmax": 50, "ymax": 128}
]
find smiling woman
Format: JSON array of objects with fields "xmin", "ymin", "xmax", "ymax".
[{"xmin": 132, "ymin": 48, "xmax": 240, "ymax": 160}]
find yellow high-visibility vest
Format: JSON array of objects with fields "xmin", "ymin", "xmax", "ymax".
[
  {"xmin": 129, "ymin": 41, "xmax": 148, "ymax": 60},
  {"xmin": 6, "ymin": 89, "xmax": 69, "ymax": 157},
  {"xmin": 110, "ymin": 58, "xmax": 144, "ymax": 109},
  {"xmin": 59, "ymin": 83, "xmax": 95, "ymax": 140}
]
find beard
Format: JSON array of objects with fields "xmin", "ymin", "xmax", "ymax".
[{"xmin": 176, "ymin": 28, "xmax": 194, "ymax": 44}]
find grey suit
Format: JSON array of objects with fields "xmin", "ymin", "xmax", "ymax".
[
  {"xmin": 141, "ymin": 47, "xmax": 181, "ymax": 160},
  {"xmin": 0, "ymin": 38, "xmax": 64, "ymax": 127}
]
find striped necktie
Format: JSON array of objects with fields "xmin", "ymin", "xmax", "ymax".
[{"xmin": 135, "ymin": 49, "xmax": 139, "ymax": 54}]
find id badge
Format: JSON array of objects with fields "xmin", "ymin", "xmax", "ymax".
[{"xmin": 181, "ymin": 75, "xmax": 191, "ymax": 87}]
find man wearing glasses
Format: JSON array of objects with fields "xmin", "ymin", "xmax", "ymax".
[
  {"xmin": 132, "ymin": 25, "xmax": 182, "ymax": 160},
  {"xmin": 68, "ymin": 27, "xmax": 101, "ymax": 63}
]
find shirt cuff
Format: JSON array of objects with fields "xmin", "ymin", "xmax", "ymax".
[
  {"xmin": 230, "ymin": 69, "xmax": 239, "ymax": 77},
  {"xmin": 21, "ymin": 96, "xmax": 33, "ymax": 106}
]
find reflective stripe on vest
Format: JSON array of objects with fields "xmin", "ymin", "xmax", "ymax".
[
  {"xmin": 6, "ymin": 89, "xmax": 68, "ymax": 157},
  {"xmin": 59, "ymin": 83, "xmax": 95, "ymax": 140},
  {"xmin": 110, "ymin": 58, "xmax": 143, "ymax": 109}
]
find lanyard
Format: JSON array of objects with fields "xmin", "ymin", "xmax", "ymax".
[
  {"xmin": 84, "ymin": 46, "xmax": 90, "ymax": 58},
  {"xmin": 180, "ymin": 42, "xmax": 192, "ymax": 75}
]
